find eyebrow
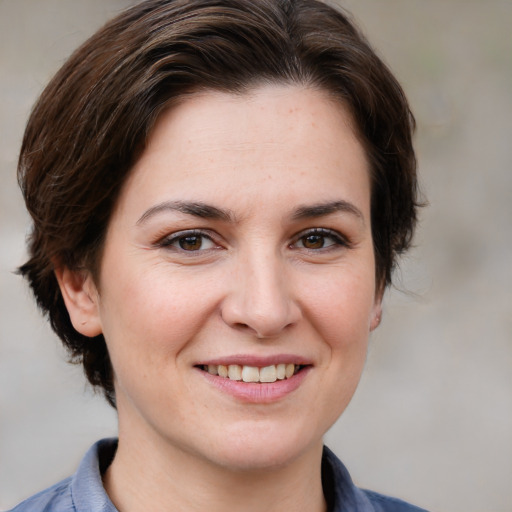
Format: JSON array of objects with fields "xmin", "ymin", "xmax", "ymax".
[
  {"xmin": 136, "ymin": 200, "xmax": 235, "ymax": 225},
  {"xmin": 292, "ymin": 200, "xmax": 365, "ymax": 224},
  {"xmin": 136, "ymin": 199, "xmax": 364, "ymax": 226}
]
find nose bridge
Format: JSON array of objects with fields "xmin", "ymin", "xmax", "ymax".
[{"xmin": 222, "ymin": 244, "xmax": 300, "ymax": 337}]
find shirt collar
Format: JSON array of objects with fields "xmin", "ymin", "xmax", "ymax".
[
  {"xmin": 322, "ymin": 445, "xmax": 376, "ymax": 512},
  {"xmin": 69, "ymin": 439, "xmax": 375, "ymax": 512},
  {"xmin": 71, "ymin": 438, "xmax": 118, "ymax": 512}
]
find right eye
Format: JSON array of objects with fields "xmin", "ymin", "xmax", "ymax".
[{"xmin": 159, "ymin": 231, "xmax": 218, "ymax": 252}]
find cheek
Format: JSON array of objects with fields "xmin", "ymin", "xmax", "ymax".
[
  {"xmin": 96, "ymin": 272, "xmax": 213, "ymax": 411},
  {"xmin": 305, "ymin": 273, "xmax": 374, "ymax": 432},
  {"xmin": 97, "ymin": 264, "xmax": 219, "ymax": 364},
  {"xmin": 301, "ymin": 265, "xmax": 377, "ymax": 346}
]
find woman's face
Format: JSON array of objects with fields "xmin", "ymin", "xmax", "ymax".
[{"xmin": 72, "ymin": 85, "xmax": 381, "ymax": 470}]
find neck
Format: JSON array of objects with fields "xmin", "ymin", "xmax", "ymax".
[{"xmin": 103, "ymin": 428, "xmax": 326, "ymax": 512}]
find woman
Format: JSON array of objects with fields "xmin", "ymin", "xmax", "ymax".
[{"xmin": 12, "ymin": 0, "xmax": 426, "ymax": 511}]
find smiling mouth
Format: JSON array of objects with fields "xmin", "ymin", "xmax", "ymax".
[{"xmin": 197, "ymin": 364, "xmax": 307, "ymax": 383}]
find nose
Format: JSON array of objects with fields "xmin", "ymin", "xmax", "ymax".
[{"xmin": 221, "ymin": 252, "xmax": 302, "ymax": 338}]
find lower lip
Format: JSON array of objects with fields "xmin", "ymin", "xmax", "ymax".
[{"xmin": 197, "ymin": 367, "xmax": 311, "ymax": 403}]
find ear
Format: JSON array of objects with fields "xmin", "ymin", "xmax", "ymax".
[
  {"xmin": 54, "ymin": 266, "xmax": 102, "ymax": 337},
  {"xmin": 369, "ymin": 297, "xmax": 383, "ymax": 332}
]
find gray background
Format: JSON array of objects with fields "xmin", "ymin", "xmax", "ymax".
[{"xmin": 1, "ymin": 1, "xmax": 511, "ymax": 510}]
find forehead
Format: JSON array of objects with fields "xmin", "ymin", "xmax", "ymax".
[
  {"xmin": 114, "ymin": 84, "xmax": 371, "ymax": 222},
  {"xmin": 148, "ymin": 85, "xmax": 361, "ymax": 156}
]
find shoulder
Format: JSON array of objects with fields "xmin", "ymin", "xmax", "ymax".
[
  {"xmin": 360, "ymin": 489, "xmax": 430, "ymax": 512},
  {"xmin": 7, "ymin": 438, "xmax": 118, "ymax": 512},
  {"xmin": 7, "ymin": 477, "xmax": 74, "ymax": 512},
  {"xmin": 322, "ymin": 446, "xmax": 429, "ymax": 512}
]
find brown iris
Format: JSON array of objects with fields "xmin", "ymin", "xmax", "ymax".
[
  {"xmin": 179, "ymin": 236, "xmax": 203, "ymax": 251},
  {"xmin": 301, "ymin": 234, "xmax": 325, "ymax": 249}
]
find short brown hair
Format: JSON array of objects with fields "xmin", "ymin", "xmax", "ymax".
[{"xmin": 18, "ymin": 0, "xmax": 420, "ymax": 407}]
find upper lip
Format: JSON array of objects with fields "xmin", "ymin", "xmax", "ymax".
[{"xmin": 195, "ymin": 354, "xmax": 313, "ymax": 367}]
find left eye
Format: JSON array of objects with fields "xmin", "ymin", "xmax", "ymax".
[
  {"xmin": 161, "ymin": 232, "xmax": 217, "ymax": 251},
  {"xmin": 292, "ymin": 230, "xmax": 345, "ymax": 250}
]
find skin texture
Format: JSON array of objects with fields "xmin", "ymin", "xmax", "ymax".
[{"xmin": 56, "ymin": 85, "xmax": 382, "ymax": 512}]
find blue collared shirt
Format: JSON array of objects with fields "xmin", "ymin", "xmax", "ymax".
[{"xmin": 9, "ymin": 438, "xmax": 428, "ymax": 511}]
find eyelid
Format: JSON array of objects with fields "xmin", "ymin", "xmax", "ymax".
[
  {"xmin": 290, "ymin": 227, "xmax": 350, "ymax": 249},
  {"xmin": 153, "ymin": 227, "xmax": 350, "ymax": 253},
  {"xmin": 156, "ymin": 229, "xmax": 221, "ymax": 251}
]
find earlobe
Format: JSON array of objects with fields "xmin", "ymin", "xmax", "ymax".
[
  {"xmin": 54, "ymin": 266, "xmax": 102, "ymax": 337},
  {"xmin": 370, "ymin": 302, "xmax": 383, "ymax": 332}
]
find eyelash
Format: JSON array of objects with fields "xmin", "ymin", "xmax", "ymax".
[
  {"xmin": 157, "ymin": 230, "xmax": 219, "ymax": 252},
  {"xmin": 156, "ymin": 227, "xmax": 350, "ymax": 254},
  {"xmin": 291, "ymin": 228, "xmax": 350, "ymax": 251}
]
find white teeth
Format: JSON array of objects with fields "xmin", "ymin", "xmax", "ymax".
[
  {"xmin": 205, "ymin": 363, "xmax": 301, "ymax": 383},
  {"xmin": 285, "ymin": 363, "xmax": 295, "ymax": 378},
  {"xmin": 259, "ymin": 365, "xmax": 277, "ymax": 383},
  {"xmin": 242, "ymin": 366, "xmax": 260, "ymax": 383},
  {"xmin": 228, "ymin": 364, "xmax": 242, "ymax": 381}
]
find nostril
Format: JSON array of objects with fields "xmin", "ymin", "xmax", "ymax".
[{"xmin": 231, "ymin": 322, "xmax": 254, "ymax": 334}]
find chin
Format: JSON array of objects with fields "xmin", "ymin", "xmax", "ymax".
[{"xmin": 204, "ymin": 424, "xmax": 322, "ymax": 472}]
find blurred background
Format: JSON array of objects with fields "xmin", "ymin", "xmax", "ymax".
[{"xmin": 1, "ymin": 1, "xmax": 511, "ymax": 510}]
